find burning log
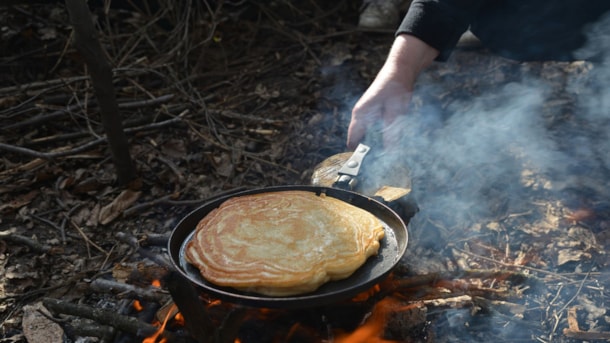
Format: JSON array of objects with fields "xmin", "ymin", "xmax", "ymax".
[
  {"xmin": 41, "ymin": 297, "xmax": 190, "ymax": 342},
  {"xmin": 383, "ymin": 300, "xmax": 429, "ymax": 341},
  {"xmin": 334, "ymin": 297, "xmax": 428, "ymax": 342}
]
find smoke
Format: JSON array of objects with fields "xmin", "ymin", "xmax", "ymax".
[
  {"xmin": 368, "ymin": 12, "xmax": 610, "ymax": 248},
  {"xmin": 570, "ymin": 12, "xmax": 610, "ymax": 173},
  {"xmin": 328, "ymin": 11, "xmax": 610, "ymax": 342},
  {"xmin": 398, "ymin": 80, "xmax": 557, "ymax": 232}
]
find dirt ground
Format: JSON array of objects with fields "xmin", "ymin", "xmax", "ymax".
[{"xmin": 1, "ymin": 1, "xmax": 610, "ymax": 342}]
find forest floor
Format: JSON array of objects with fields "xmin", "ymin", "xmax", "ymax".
[{"xmin": 1, "ymin": 2, "xmax": 609, "ymax": 342}]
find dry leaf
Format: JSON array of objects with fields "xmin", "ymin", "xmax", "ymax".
[
  {"xmin": 99, "ymin": 190, "xmax": 141, "ymax": 225},
  {"xmin": 22, "ymin": 302, "xmax": 64, "ymax": 343},
  {"xmin": 557, "ymin": 249, "xmax": 591, "ymax": 266},
  {"xmin": 161, "ymin": 139, "xmax": 187, "ymax": 159},
  {"xmin": 0, "ymin": 190, "xmax": 38, "ymax": 213}
]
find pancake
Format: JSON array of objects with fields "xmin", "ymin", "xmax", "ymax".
[{"xmin": 184, "ymin": 190, "xmax": 385, "ymax": 296}]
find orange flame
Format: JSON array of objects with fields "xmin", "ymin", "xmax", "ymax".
[
  {"xmin": 151, "ymin": 279, "xmax": 162, "ymax": 288},
  {"xmin": 142, "ymin": 304, "xmax": 176, "ymax": 343},
  {"xmin": 334, "ymin": 297, "xmax": 401, "ymax": 343},
  {"xmin": 351, "ymin": 284, "xmax": 381, "ymax": 302}
]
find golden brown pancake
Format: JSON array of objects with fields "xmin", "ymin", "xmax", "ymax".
[{"xmin": 185, "ymin": 190, "xmax": 385, "ymax": 296}]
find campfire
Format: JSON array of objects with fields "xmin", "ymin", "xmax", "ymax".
[{"xmin": 38, "ymin": 246, "xmax": 531, "ymax": 343}]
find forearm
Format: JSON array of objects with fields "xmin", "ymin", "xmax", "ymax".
[{"xmin": 383, "ymin": 34, "xmax": 439, "ymax": 91}]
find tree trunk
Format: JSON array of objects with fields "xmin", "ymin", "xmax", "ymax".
[{"xmin": 64, "ymin": 0, "xmax": 137, "ymax": 186}]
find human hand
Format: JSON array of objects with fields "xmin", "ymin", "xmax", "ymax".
[
  {"xmin": 346, "ymin": 34, "xmax": 438, "ymax": 150},
  {"xmin": 347, "ymin": 76, "xmax": 413, "ymax": 150}
]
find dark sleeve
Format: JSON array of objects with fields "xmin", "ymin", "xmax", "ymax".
[{"xmin": 397, "ymin": 0, "xmax": 484, "ymax": 61}]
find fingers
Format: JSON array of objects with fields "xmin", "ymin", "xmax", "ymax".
[
  {"xmin": 347, "ymin": 101, "xmax": 380, "ymax": 150},
  {"xmin": 347, "ymin": 92, "xmax": 412, "ymax": 150},
  {"xmin": 347, "ymin": 118, "xmax": 367, "ymax": 150}
]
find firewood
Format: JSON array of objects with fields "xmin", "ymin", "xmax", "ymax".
[
  {"xmin": 42, "ymin": 297, "xmax": 189, "ymax": 342},
  {"xmin": 383, "ymin": 301, "xmax": 428, "ymax": 340}
]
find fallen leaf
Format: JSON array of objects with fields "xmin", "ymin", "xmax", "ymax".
[
  {"xmin": 23, "ymin": 302, "xmax": 64, "ymax": 343},
  {"xmin": 0, "ymin": 190, "xmax": 38, "ymax": 213},
  {"xmin": 99, "ymin": 190, "xmax": 141, "ymax": 225},
  {"xmin": 557, "ymin": 249, "xmax": 591, "ymax": 266}
]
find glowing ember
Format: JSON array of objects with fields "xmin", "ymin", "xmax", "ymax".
[
  {"xmin": 173, "ymin": 311, "xmax": 184, "ymax": 326},
  {"xmin": 132, "ymin": 300, "xmax": 143, "ymax": 312}
]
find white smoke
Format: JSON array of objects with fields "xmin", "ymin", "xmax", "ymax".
[{"xmin": 387, "ymin": 13, "xmax": 610, "ymax": 247}]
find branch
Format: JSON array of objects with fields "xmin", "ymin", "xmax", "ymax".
[{"xmin": 0, "ymin": 229, "xmax": 54, "ymax": 254}]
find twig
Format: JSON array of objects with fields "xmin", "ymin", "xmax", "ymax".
[
  {"xmin": 154, "ymin": 155, "xmax": 184, "ymax": 182},
  {"xmin": 0, "ymin": 68, "xmax": 152, "ymax": 96},
  {"xmin": 89, "ymin": 278, "xmax": 170, "ymax": 303},
  {"xmin": 28, "ymin": 213, "xmax": 68, "ymax": 244},
  {"xmin": 549, "ymin": 273, "xmax": 590, "ymax": 341},
  {"xmin": 68, "ymin": 220, "xmax": 109, "ymax": 258},
  {"xmin": 0, "ymin": 229, "xmax": 53, "ymax": 254},
  {"xmin": 0, "ymin": 139, "xmax": 106, "ymax": 159},
  {"xmin": 0, "ymin": 114, "xmax": 185, "ymax": 160},
  {"xmin": 557, "ymin": 273, "xmax": 589, "ymax": 315},
  {"xmin": 450, "ymin": 245, "xmax": 584, "ymax": 282},
  {"xmin": 118, "ymin": 94, "xmax": 174, "ymax": 109},
  {"xmin": 2, "ymin": 102, "xmax": 85, "ymax": 131},
  {"xmin": 122, "ymin": 193, "xmax": 180, "ymax": 217},
  {"xmin": 115, "ymin": 232, "xmax": 173, "ymax": 269},
  {"xmin": 0, "ymin": 75, "xmax": 89, "ymax": 95}
]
